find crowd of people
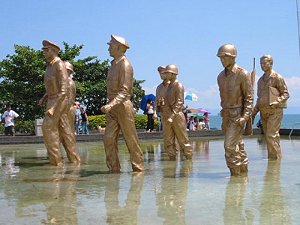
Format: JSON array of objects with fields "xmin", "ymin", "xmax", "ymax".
[{"xmin": 186, "ymin": 112, "xmax": 210, "ymax": 131}]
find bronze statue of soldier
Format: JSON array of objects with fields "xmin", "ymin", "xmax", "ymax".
[
  {"xmin": 252, "ymin": 55, "xmax": 289, "ymax": 160},
  {"xmin": 154, "ymin": 66, "xmax": 170, "ymax": 149},
  {"xmin": 161, "ymin": 64, "xmax": 193, "ymax": 160},
  {"xmin": 39, "ymin": 40, "xmax": 80, "ymax": 166},
  {"xmin": 217, "ymin": 44, "xmax": 253, "ymax": 176},
  {"xmin": 101, "ymin": 35, "xmax": 144, "ymax": 173}
]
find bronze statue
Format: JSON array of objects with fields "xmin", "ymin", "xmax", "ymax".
[
  {"xmin": 217, "ymin": 44, "xmax": 253, "ymax": 176},
  {"xmin": 154, "ymin": 66, "xmax": 170, "ymax": 151},
  {"xmin": 101, "ymin": 35, "xmax": 144, "ymax": 173},
  {"xmin": 252, "ymin": 55, "xmax": 289, "ymax": 160},
  {"xmin": 58, "ymin": 61, "xmax": 81, "ymax": 162},
  {"xmin": 40, "ymin": 40, "xmax": 80, "ymax": 166},
  {"xmin": 161, "ymin": 64, "xmax": 192, "ymax": 160}
]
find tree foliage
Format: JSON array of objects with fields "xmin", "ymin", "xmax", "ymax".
[{"xmin": 0, "ymin": 43, "xmax": 145, "ymax": 120}]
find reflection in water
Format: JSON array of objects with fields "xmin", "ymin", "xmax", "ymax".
[
  {"xmin": 191, "ymin": 139, "xmax": 210, "ymax": 160},
  {"xmin": 104, "ymin": 173, "xmax": 144, "ymax": 225},
  {"xmin": 0, "ymin": 152, "xmax": 20, "ymax": 178},
  {"xmin": 156, "ymin": 160, "xmax": 192, "ymax": 225},
  {"xmin": 223, "ymin": 177, "xmax": 253, "ymax": 225},
  {"xmin": 259, "ymin": 161, "xmax": 291, "ymax": 225},
  {"xmin": 14, "ymin": 165, "xmax": 81, "ymax": 225}
]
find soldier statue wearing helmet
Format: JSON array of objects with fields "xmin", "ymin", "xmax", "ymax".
[
  {"xmin": 159, "ymin": 64, "xmax": 193, "ymax": 160},
  {"xmin": 217, "ymin": 43, "xmax": 253, "ymax": 176}
]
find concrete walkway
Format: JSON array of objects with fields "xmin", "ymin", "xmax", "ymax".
[{"xmin": 0, "ymin": 129, "xmax": 268, "ymax": 145}]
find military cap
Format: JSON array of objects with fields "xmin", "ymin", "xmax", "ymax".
[
  {"xmin": 42, "ymin": 40, "xmax": 60, "ymax": 52},
  {"xmin": 157, "ymin": 66, "xmax": 166, "ymax": 73},
  {"xmin": 107, "ymin": 35, "xmax": 130, "ymax": 49}
]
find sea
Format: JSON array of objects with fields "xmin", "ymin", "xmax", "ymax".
[{"xmin": 209, "ymin": 114, "xmax": 300, "ymax": 130}]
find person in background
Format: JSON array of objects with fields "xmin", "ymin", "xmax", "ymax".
[
  {"xmin": 74, "ymin": 102, "xmax": 81, "ymax": 134},
  {"xmin": 80, "ymin": 107, "xmax": 89, "ymax": 135},
  {"xmin": 198, "ymin": 118, "xmax": 205, "ymax": 130},
  {"xmin": 188, "ymin": 116, "xmax": 195, "ymax": 131},
  {"xmin": 252, "ymin": 55, "xmax": 289, "ymax": 160},
  {"xmin": 146, "ymin": 99, "xmax": 155, "ymax": 132},
  {"xmin": 2, "ymin": 105, "xmax": 19, "ymax": 136},
  {"xmin": 203, "ymin": 112, "xmax": 210, "ymax": 130}
]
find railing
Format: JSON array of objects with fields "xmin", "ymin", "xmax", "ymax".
[{"xmin": 289, "ymin": 122, "xmax": 300, "ymax": 137}]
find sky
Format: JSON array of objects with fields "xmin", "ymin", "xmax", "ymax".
[{"xmin": 1, "ymin": 0, "xmax": 300, "ymax": 114}]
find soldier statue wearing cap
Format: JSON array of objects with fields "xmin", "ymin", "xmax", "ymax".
[
  {"xmin": 161, "ymin": 64, "xmax": 193, "ymax": 160},
  {"xmin": 39, "ymin": 40, "xmax": 80, "ymax": 166},
  {"xmin": 100, "ymin": 35, "xmax": 144, "ymax": 172},
  {"xmin": 252, "ymin": 55, "xmax": 289, "ymax": 160},
  {"xmin": 217, "ymin": 44, "xmax": 253, "ymax": 176}
]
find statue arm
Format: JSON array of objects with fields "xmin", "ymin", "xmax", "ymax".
[{"xmin": 241, "ymin": 72, "xmax": 254, "ymax": 121}]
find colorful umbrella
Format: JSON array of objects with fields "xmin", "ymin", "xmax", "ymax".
[
  {"xmin": 140, "ymin": 94, "xmax": 156, "ymax": 112},
  {"xmin": 184, "ymin": 91, "xmax": 198, "ymax": 101}
]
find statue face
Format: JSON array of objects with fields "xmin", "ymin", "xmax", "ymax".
[
  {"xmin": 160, "ymin": 73, "xmax": 168, "ymax": 81},
  {"xmin": 108, "ymin": 42, "xmax": 120, "ymax": 58},
  {"xmin": 43, "ymin": 48, "xmax": 56, "ymax": 62},
  {"xmin": 220, "ymin": 55, "xmax": 235, "ymax": 68},
  {"xmin": 260, "ymin": 58, "xmax": 272, "ymax": 72}
]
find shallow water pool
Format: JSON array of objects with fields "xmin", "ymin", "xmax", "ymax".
[{"xmin": 0, "ymin": 136, "xmax": 299, "ymax": 225}]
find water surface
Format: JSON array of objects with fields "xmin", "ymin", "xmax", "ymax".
[{"xmin": 0, "ymin": 136, "xmax": 299, "ymax": 225}]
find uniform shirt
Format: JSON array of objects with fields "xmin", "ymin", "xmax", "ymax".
[
  {"xmin": 165, "ymin": 80, "xmax": 185, "ymax": 114},
  {"xmin": 106, "ymin": 56, "xmax": 133, "ymax": 108},
  {"xmin": 155, "ymin": 81, "xmax": 169, "ymax": 113},
  {"xmin": 44, "ymin": 57, "xmax": 68, "ymax": 98},
  {"xmin": 3, "ymin": 110, "xmax": 19, "ymax": 127},
  {"xmin": 255, "ymin": 70, "xmax": 289, "ymax": 109},
  {"xmin": 217, "ymin": 64, "xmax": 253, "ymax": 119}
]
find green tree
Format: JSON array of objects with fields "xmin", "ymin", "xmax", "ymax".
[{"xmin": 0, "ymin": 43, "xmax": 145, "ymax": 120}]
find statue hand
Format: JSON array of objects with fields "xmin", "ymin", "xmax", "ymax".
[
  {"xmin": 47, "ymin": 108, "xmax": 54, "ymax": 116},
  {"xmin": 167, "ymin": 118, "xmax": 173, "ymax": 123},
  {"xmin": 236, "ymin": 117, "xmax": 246, "ymax": 127},
  {"xmin": 101, "ymin": 105, "xmax": 111, "ymax": 113},
  {"xmin": 270, "ymin": 101, "xmax": 279, "ymax": 108}
]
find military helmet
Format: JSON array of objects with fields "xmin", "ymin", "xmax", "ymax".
[
  {"xmin": 162, "ymin": 64, "xmax": 178, "ymax": 75},
  {"xmin": 217, "ymin": 44, "xmax": 237, "ymax": 57}
]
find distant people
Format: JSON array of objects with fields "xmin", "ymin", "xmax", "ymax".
[
  {"xmin": 162, "ymin": 64, "xmax": 193, "ymax": 160},
  {"xmin": 198, "ymin": 118, "xmax": 205, "ymax": 130},
  {"xmin": 80, "ymin": 107, "xmax": 89, "ymax": 135},
  {"xmin": 188, "ymin": 116, "xmax": 195, "ymax": 131},
  {"xmin": 2, "ymin": 105, "xmax": 19, "ymax": 136},
  {"xmin": 203, "ymin": 112, "xmax": 210, "ymax": 130},
  {"xmin": 193, "ymin": 117, "xmax": 199, "ymax": 130},
  {"xmin": 252, "ymin": 55, "xmax": 289, "ymax": 160},
  {"xmin": 217, "ymin": 44, "xmax": 253, "ymax": 176},
  {"xmin": 146, "ymin": 99, "xmax": 155, "ymax": 132},
  {"xmin": 39, "ymin": 40, "xmax": 80, "ymax": 166},
  {"xmin": 100, "ymin": 35, "xmax": 144, "ymax": 173},
  {"xmin": 74, "ymin": 102, "xmax": 81, "ymax": 134}
]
